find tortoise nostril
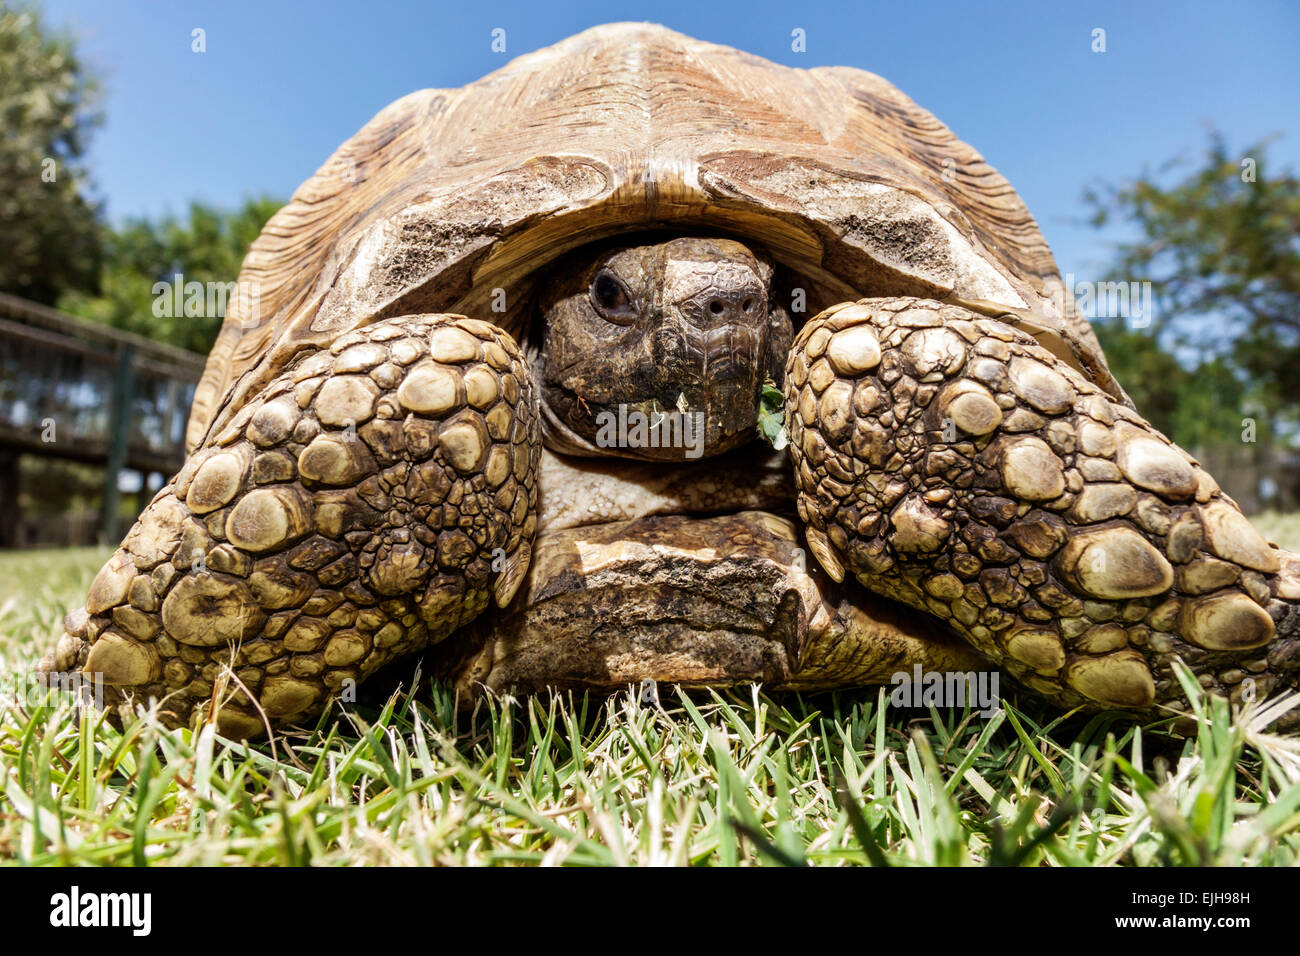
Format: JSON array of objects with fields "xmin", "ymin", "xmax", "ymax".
[
  {"xmin": 709, "ymin": 299, "xmax": 725, "ymax": 316},
  {"xmin": 742, "ymin": 297, "xmax": 754, "ymax": 313}
]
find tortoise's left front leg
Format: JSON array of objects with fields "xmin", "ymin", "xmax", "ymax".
[{"xmin": 788, "ymin": 297, "xmax": 1300, "ymax": 721}]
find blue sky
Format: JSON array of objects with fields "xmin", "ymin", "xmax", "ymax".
[{"xmin": 41, "ymin": 0, "xmax": 1300, "ymax": 282}]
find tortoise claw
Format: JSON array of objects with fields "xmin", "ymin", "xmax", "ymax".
[
  {"xmin": 803, "ymin": 526, "xmax": 845, "ymax": 583},
  {"xmin": 492, "ymin": 541, "xmax": 532, "ymax": 608}
]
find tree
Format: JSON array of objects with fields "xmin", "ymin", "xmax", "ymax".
[
  {"xmin": 1084, "ymin": 135, "xmax": 1300, "ymax": 509},
  {"xmin": 0, "ymin": 3, "xmax": 103, "ymax": 304},
  {"xmin": 60, "ymin": 197, "xmax": 282, "ymax": 353},
  {"xmin": 1084, "ymin": 135, "xmax": 1300, "ymax": 404}
]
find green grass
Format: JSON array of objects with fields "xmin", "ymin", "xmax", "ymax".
[
  {"xmin": 2, "ymin": 545, "xmax": 1299, "ymax": 866},
  {"xmin": 1254, "ymin": 511, "xmax": 1300, "ymax": 553}
]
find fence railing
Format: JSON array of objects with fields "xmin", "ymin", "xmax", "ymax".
[{"xmin": 0, "ymin": 293, "xmax": 207, "ymax": 546}]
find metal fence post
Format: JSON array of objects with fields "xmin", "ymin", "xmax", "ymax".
[{"xmin": 101, "ymin": 343, "xmax": 135, "ymax": 545}]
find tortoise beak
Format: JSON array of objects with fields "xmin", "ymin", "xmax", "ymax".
[
  {"xmin": 703, "ymin": 324, "xmax": 763, "ymax": 383},
  {"xmin": 648, "ymin": 253, "xmax": 771, "ymax": 455},
  {"xmin": 650, "ymin": 317, "xmax": 765, "ymax": 453}
]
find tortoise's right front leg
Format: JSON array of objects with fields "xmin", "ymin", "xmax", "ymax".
[{"xmin": 37, "ymin": 314, "xmax": 538, "ymax": 737}]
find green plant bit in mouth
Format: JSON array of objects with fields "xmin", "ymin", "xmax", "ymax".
[{"xmin": 757, "ymin": 379, "xmax": 787, "ymax": 450}]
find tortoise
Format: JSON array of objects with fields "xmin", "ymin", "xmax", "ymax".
[{"xmin": 37, "ymin": 23, "xmax": 1300, "ymax": 738}]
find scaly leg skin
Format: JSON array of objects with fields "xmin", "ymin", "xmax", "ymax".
[
  {"xmin": 788, "ymin": 297, "xmax": 1300, "ymax": 726},
  {"xmin": 36, "ymin": 314, "xmax": 538, "ymax": 738}
]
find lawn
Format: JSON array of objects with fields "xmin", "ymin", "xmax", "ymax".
[{"xmin": 1, "ymin": 521, "xmax": 1299, "ymax": 867}]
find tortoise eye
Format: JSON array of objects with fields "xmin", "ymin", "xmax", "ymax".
[{"xmin": 590, "ymin": 271, "xmax": 636, "ymax": 324}]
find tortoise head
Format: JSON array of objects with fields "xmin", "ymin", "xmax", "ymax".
[{"xmin": 535, "ymin": 237, "xmax": 792, "ymax": 460}]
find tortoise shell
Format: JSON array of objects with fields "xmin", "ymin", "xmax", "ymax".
[{"xmin": 189, "ymin": 21, "xmax": 1119, "ymax": 453}]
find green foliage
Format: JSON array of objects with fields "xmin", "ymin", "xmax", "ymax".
[
  {"xmin": 757, "ymin": 379, "xmax": 787, "ymax": 449},
  {"xmin": 1084, "ymin": 134, "xmax": 1300, "ymax": 510},
  {"xmin": 1092, "ymin": 320, "xmax": 1255, "ymax": 453},
  {"xmin": 0, "ymin": 3, "xmax": 103, "ymax": 304},
  {"xmin": 60, "ymin": 197, "xmax": 282, "ymax": 353},
  {"xmin": 1084, "ymin": 134, "xmax": 1300, "ymax": 435},
  {"xmin": 0, "ymin": 5, "xmax": 278, "ymax": 352}
]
